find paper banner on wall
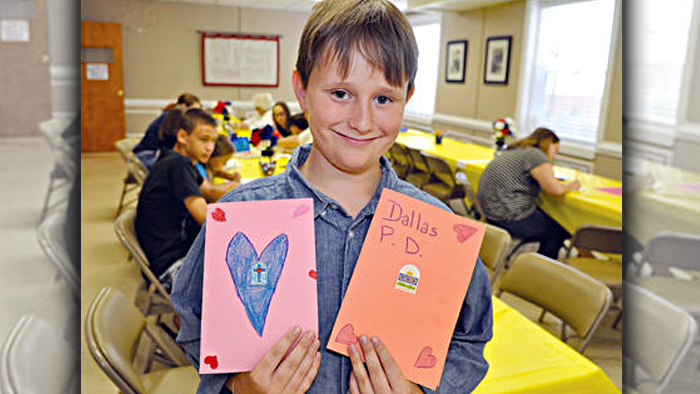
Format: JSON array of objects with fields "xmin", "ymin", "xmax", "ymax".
[
  {"xmin": 327, "ymin": 189, "xmax": 486, "ymax": 389},
  {"xmin": 200, "ymin": 198, "xmax": 318, "ymax": 374},
  {"xmin": 1, "ymin": 19, "xmax": 29, "ymax": 42}
]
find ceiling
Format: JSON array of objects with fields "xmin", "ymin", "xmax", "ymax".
[{"xmin": 136, "ymin": 0, "xmax": 513, "ymax": 13}]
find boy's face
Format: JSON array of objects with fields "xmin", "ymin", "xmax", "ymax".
[
  {"xmin": 178, "ymin": 123, "xmax": 217, "ymax": 163},
  {"xmin": 293, "ymin": 50, "xmax": 412, "ymax": 175}
]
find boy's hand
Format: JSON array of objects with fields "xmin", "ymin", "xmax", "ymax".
[
  {"xmin": 228, "ymin": 326, "xmax": 321, "ymax": 394},
  {"xmin": 348, "ymin": 336, "xmax": 423, "ymax": 394}
]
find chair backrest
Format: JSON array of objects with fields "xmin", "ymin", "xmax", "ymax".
[
  {"xmin": 497, "ymin": 252, "xmax": 613, "ymax": 352},
  {"xmin": 37, "ymin": 211, "xmax": 79, "ymax": 296},
  {"xmin": 479, "ymin": 223, "xmax": 511, "ymax": 285},
  {"xmin": 114, "ymin": 209, "xmax": 172, "ymax": 304},
  {"xmin": 127, "ymin": 160, "xmax": 149, "ymax": 186},
  {"xmin": 643, "ymin": 231, "xmax": 700, "ymax": 271},
  {"xmin": 455, "ymin": 172, "xmax": 486, "ymax": 221},
  {"xmin": 405, "ymin": 146, "xmax": 430, "ymax": 174},
  {"xmin": 40, "ymin": 118, "xmax": 78, "ymax": 181},
  {"xmin": 626, "ymin": 283, "xmax": 698, "ymax": 394},
  {"xmin": 388, "ymin": 144, "xmax": 412, "ymax": 178},
  {"xmin": 85, "ymin": 287, "xmax": 149, "ymax": 394},
  {"xmin": 1, "ymin": 315, "xmax": 77, "ymax": 394},
  {"xmin": 421, "ymin": 154, "xmax": 455, "ymax": 187},
  {"xmin": 116, "ymin": 138, "xmax": 150, "ymax": 178},
  {"xmin": 566, "ymin": 224, "xmax": 623, "ymax": 255},
  {"xmin": 115, "ymin": 138, "xmax": 141, "ymax": 162}
]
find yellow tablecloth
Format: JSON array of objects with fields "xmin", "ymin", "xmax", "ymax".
[
  {"xmin": 628, "ymin": 160, "xmax": 700, "ymax": 244},
  {"xmin": 395, "ymin": 129, "xmax": 622, "ymax": 234},
  {"xmin": 474, "ymin": 297, "xmax": 620, "ymax": 394}
]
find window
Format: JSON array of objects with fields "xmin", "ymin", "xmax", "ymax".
[
  {"xmin": 405, "ymin": 20, "xmax": 441, "ymax": 119},
  {"xmin": 625, "ymin": 0, "xmax": 694, "ymax": 126},
  {"xmin": 520, "ymin": 0, "xmax": 617, "ymax": 145}
]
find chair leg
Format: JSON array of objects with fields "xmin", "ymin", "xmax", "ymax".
[
  {"xmin": 538, "ymin": 309, "xmax": 547, "ymax": 322},
  {"xmin": 612, "ymin": 310, "xmax": 622, "ymax": 329},
  {"xmin": 40, "ymin": 177, "xmax": 55, "ymax": 223},
  {"xmin": 115, "ymin": 178, "xmax": 130, "ymax": 219}
]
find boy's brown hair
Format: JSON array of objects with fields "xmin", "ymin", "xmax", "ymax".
[
  {"xmin": 181, "ymin": 108, "xmax": 217, "ymax": 134},
  {"xmin": 296, "ymin": 0, "xmax": 418, "ymax": 98},
  {"xmin": 212, "ymin": 134, "xmax": 235, "ymax": 158}
]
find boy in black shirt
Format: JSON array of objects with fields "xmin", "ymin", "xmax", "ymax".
[{"xmin": 135, "ymin": 108, "xmax": 217, "ymax": 292}]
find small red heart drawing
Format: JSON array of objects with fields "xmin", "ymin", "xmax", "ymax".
[
  {"xmin": 293, "ymin": 204, "xmax": 310, "ymax": 218},
  {"xmin": 335, "ymin": 323, "xmax": 358, "ymax": 346},
  {"xmin": 211, "ymin": 208, "xmax": 226, "ymax": 223},
  {"xmin": 453, "ymin": 223, "xmax": 477, "ymax": 243},
  {"xmin": 308, "ymin": 270, "xmax": 317, "ymax": 280},
  {"xmin": 414, "ymin": 346, "xmax": 437, "ymax": 369},
  {"xmin": 203, "ymin": 355, "xmax": 219, "ymax": 370}
]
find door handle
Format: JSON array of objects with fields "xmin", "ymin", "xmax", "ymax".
[{"xmin": 117, "ymin": 89, "xmax": 124, "ymax": 97}]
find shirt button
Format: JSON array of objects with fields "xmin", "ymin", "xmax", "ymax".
[
  {"xmin": 348, "ymin": 231, "xmax": 354, "ymax": 238},
  {"xmin": 330, "ymin": 203, "xmax": 338, "ymax": 210},
  {"xmin": 321, "ymin": 210, "xmax": 326, "ymax": 217}
]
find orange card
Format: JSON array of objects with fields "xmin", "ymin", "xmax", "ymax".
[{"xmin": 327, "ymin": 189, "xmax": 486, "ymax": 389}]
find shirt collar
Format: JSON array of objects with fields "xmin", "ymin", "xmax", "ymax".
[{"xmin": 284, "ymin": 144, "xmax": 401, "ymax": 220}]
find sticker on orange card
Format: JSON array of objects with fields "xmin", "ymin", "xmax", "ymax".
[
  {"xmin": 200, "ymin": 198, "xmax": 318, "ymax": 374},
  {"xmin": 327, "ymin": 189, "xmax": 486, "ymax": 389}
]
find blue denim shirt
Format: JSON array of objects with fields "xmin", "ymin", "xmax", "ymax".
[{"xmin": 171, "ymin": 145, "xmax": 493, "ymax": 394}]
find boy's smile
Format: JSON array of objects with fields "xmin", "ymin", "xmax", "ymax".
[{"xmin": 293, "ymin": 49, "xmax": 412, "ymax": 177}]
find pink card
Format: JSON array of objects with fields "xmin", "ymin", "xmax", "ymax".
[
  {"xmin": 200, "ymin": 199, "xmax": 318, "ymax": 374},
  {"xmin": 327, "ymin": 189, "xmax": 486, "ymax": 389},
  {"xmin": 597, "ymin": 187, "xmax": 623, "ymax": 196},
  {"xmin": 679, "ymin": 183, "xmax": 700, "ymax": 193}
]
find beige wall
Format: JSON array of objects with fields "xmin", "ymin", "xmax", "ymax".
[
  {"xmin": 81, "ymin": 0, "xmax": 309, "ymax": 132},
  {"xmin": 435, "ymin": 1, "xmax": 524, "ymax": 122},
  {"xmin": 432, "ymin": 0, "xmax": 621, "ymax": 179},
  {"xmin": 435, "ymin": 11, "xmax": 483, "ymax": 118}
]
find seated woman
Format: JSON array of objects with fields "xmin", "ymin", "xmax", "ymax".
[
  {"xmin": 477, "ymin": 127, "xmax": 580, "ymax": 259},
  {"xmin": 272, "ymin": 101, "xmax": 293, "ymax": 137}
]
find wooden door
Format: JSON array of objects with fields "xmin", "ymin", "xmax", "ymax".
[
  {"xmin": 81, "ymin": 21, "xmax": 125, "ymax": 152},
  {"xmin": 0, "ymin": 0, "xmax": 52, "ymax": 136}
]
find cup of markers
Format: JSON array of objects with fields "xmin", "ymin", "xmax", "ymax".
[{"xmin": 435, "ymin": 129, "xmax": 443, "ymax": 145}]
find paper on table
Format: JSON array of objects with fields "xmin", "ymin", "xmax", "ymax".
[
  {"xmin": 327, "ymin": 189, "xmax": 486, "ymax": 389},
  {"xmin": 200, "ymin": 198, "xmax": 318, "ymax": 374},
  {"xmin": 596, "ymin": 187, "xmax": 623, "ymax": 196}
]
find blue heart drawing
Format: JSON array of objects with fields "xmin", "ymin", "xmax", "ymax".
[{"xmin": 226, "ymin": 232, "xmax": 289, "ymax": 336}]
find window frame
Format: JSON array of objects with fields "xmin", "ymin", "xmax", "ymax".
[
  {"xmin": 404, "ymin": 12, "xmax": 443, "ymax": 126},
  {"xmin": 516, "ymin": 0, "xmax": 621, "ymax": 159}
]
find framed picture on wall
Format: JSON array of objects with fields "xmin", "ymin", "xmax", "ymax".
[
  {"xmin": 484, "ymin": 35, "xmax": 512, "ymax": 85},
  {"xmin": 445, "ymin": 40, "xmax": 468, "ymax": 83}
]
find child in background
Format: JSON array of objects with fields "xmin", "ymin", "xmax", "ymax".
[
  {"xmin": 135, "ymin": 108, "xmax": 217, "ymax": 293},
  {"xmin": 133, "ymin": 93, "xmax": 201, "ymax": 169},
  {"xmin": 195, "ymin": 135, "xmax": 241, "ymax": 202},
  {"xmin": 171, "ymin": 1, "xmax": 492, "ymax": 393}
]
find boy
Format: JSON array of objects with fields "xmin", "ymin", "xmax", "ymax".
[
  {"xmin": 135, "ymin": 108, "xmax": 217, "ymax": 292},
  {"xmin": 171, "ymin": 1, "xmax": 493, "ymax": 393},
  {"xmin": 133, "ymin": 92, "xmax": 201, "ymax": 169}
]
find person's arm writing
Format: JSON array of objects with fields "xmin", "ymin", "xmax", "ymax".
[{"xmin": 531, "ymin": 163, "xmax": 580, "ymax": 197}]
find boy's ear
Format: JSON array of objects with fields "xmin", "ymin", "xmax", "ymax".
[
  {"xmin": 176, "ymin": 128, "xmax": 189, "ymax": 145},
  {"xmin": 292, "ymin": 70, "xmax": 309, "ymax": 113},
  {"xmin": 405, "ymin": 85, "xmax": 416, "ymax": 104}
]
